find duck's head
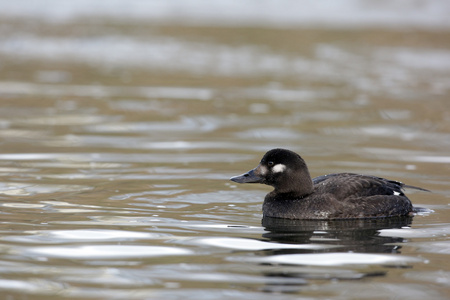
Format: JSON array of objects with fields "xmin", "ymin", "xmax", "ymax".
[{"xmin": 230, "ymin": 148, "xmax": 313, "ymax": 195}]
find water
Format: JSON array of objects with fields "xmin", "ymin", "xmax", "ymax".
[{"xmin": 0, "ymin": 1, "xmax": 449, "ymax": 299}]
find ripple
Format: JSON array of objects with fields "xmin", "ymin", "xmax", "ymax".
[
  {"xmin": 180, "ymin": 224, "xmax": 265, "ymax": 235},
  {"xmin": 405, "ymin": 241, "xmax": 450, "ymax": 255},
  {"xmin": 0, "ymin": 182, "xmax": 93, "ymax": 196},
  {"xmin": 360, "ymin": 148, "xmax": 450, "ymax": 164},
  {"xmin": 0, "ymin": 152, "xmax": 253, "ymax": 164},
  {"xmin": 54, "ymin": 216, "xmax": 183, "ymax": 227},
  {"xmin": 1, "ymin": 1, "xmax": 448, "ymax": 30},
  {"xmin": 1, "ymin": 203, "xmax": 46, "ymax": 209},
  {"xmin": 0, "ymin": 279, "xmax": 43, "ymax": 292},
  {"xmin": 404, "ymin": 270, "xmax": 450, "ymax": 286},
  {"xmin": 3, "ymin": 229, "xmax": 167, "ymax": 244},
  {"xmin": 85, "ymin": 118, "xmax": 218, "ymax": 133},
  {"xmin": 17, "ymin": 114, "xmax": 110, "ymax": 126},
  {"xmin": 408, "ymin": 156, "xmax": 450, "ymax": 163},
  {"xmin": 0, "ymin": 81, "xmax": 213, "ymax": 100},
  {"xmin": 110, "ymin": 189, "xmax": 188, "ymax": 201},
  {"xmin": 236, "ymin": 128, "xmax": 303, "ymax": 140},
  {"xmin": 24, "ymin": 245, "xmax": 192, "ymax": 259},
  {"xmin": 238, "ymin": 253, "xmax": 425, "ymax": 267},
  {"xmin": 188, "ymin": 237, "xmax": 339, "ymax": 251},
  {"xmin": 166, "ymin": 190, "xmax": 266, "ymax": 204},
  {"xmin": 378, "ymin": 224, "xmax": 450, "ymax": 238}
]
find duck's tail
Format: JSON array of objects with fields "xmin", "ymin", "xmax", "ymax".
[{"xmin": 402, "ymin": 184, "xmax": 431, "ymax": 192}]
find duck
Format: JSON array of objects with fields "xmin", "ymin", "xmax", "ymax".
[{"xmin": 230, "ymin": 148, "xmax": 428, "ymax": 220}]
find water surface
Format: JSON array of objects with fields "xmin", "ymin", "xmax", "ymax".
[{"xmin": 0, "ymin": 1, "xmax": 449, "ymax": 299}]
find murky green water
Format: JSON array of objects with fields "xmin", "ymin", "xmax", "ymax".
[{"xmin": 0, "ymin": 1, "xmax": 449, "ymax": 299}]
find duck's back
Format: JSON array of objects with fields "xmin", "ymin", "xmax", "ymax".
[
  {"xmin": 312, "ymin": 173, "xmax": 408, "ymax": 198},
  {"xmin": 263, "ymin": 173, "xmax": 414, "ymax": 219}
]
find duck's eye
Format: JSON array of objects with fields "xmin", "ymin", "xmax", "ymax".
[{"xmin": 267, "ymin": 161, "xmax": 274, "ymax": 167}]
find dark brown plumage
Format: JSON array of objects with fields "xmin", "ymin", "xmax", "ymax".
[{"xmin": 230, "ymin": 148, "xmax": 428, "ymax": 220}]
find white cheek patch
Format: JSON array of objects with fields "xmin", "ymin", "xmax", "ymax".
[
  {"xmin": 393, "ymin": 191, "xmax": 401, "ymax": 196},
  {"xmin": 259, "ymin": 165, "xmax": 268, "ymax": 175},
  {"xmin": 272, "ymin": 164, "xmax": 286, "ymax": 173}
]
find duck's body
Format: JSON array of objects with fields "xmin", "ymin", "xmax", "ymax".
[
  {"xmin": 263, "ymin": 173, "xmax": 414, "ymax": 219},
  {"xmin": 230, "ymin": 149, "xmax": 427, "ymax": 220}
]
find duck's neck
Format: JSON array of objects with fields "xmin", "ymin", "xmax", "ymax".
[{"xmin": 274, "ymin": 169, "xmax": 314, "ymax": 198}]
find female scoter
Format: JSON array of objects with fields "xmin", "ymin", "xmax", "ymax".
[{"xmin": 230, "ymin": 148, "xmax": 428, "ymax": 220}]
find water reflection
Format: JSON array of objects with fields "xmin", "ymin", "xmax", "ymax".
[
  {"xmin": 262, "ymin": 216, "xmax": 413, "ymax": 254},
  {"xmin": 234, "ymin": 216, "xmax": 421, "ymax": 294}
]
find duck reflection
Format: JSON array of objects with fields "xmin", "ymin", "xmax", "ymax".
[{"xmin": 262, "ymin": 216, "xmax": 412, "ymax": 254}]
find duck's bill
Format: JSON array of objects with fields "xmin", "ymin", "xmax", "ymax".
[{"xmin": 230, "ymin": 168, "xmax": 263, "ymax": 183}]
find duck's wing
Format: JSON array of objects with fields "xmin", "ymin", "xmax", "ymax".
[{"xmin": 312, "ymin": 173, "xmax": 429, "ymax": 198}]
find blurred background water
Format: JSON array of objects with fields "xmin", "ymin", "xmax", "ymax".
[{"xmin": 0, "ymin": 0, "xmax": 449, "ymax": 299}]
